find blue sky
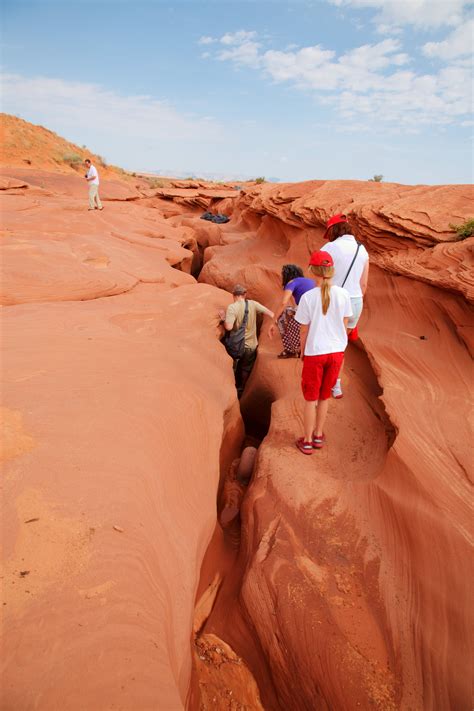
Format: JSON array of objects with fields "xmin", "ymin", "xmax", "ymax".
[{"xmin": 2, "ymin": 0, "xmax": 473, "ymax": 183}]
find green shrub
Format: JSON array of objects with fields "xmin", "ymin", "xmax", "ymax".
[
  {"xmin": 97, "ymin": 155, "xmax": 107, "ymax": 167},
  {"xmin": 148, "ymin": 179, "xmax": 165, "ymax": 189},
  {"xmin": 62, "ymin": 152, "xmax": 82, "ymax": 167},
  {"xmin": 255, "ymin": 176, "xmax": 266, "ymax": 184},
  {"xmin": 449, "ymin": 218, "xmax": 474, "ymax": 241},
  {"xmin": 369, "ymin": 174, "xmax": 383, "ymax": 182}
]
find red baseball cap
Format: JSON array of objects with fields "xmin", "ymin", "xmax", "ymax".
[
  {"xmin": 323, "ymin": 213, "xmax": 348, "ymax": 240},
  {"xmin": 309, "ymin": 250, "xmax": 334, "ymax": 267}
]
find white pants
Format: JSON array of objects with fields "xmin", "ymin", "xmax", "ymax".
[
  {"xmin": 89, "ymin": 184, "xmax": 102, "ymax": 209},
  {"xmin": 348, "ymin": 296, "xmax": 363, "ymax": 329}
]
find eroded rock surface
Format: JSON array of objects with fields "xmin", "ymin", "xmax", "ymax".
[
  {"xmin": 2, "ymin": 118, "xmax": 472, "ymax": 711},
  {"xmin": 0, "ymin": 154, "xmax": 245, "ymax": 709},
  {"xmin": 197, "ymin": 181, "xmax": 473, "ymax": 710}
]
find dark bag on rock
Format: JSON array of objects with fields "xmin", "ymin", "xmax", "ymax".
[{"xmin": 224, "ymin": 300, "xmax": 249, "ymax": 359}]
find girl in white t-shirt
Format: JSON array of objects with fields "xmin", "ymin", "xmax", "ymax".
[{"xmin": 294, "ymin": 251, "xmax": 353, "ymax": 454}]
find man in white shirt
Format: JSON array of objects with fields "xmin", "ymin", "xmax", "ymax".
[
  {"xmin": 322, "ymin": 213, "xmax": 369, "ymax": 398},
  {"xmin": 84, "ymin": 159, "xmax": 103, "ymax": 211}
]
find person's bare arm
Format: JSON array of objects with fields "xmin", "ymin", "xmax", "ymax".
[
  {"xmin": 299, "ymin": 324, "xmax": 309, "ymax": 357},
  {"xmin": 254, "ymin": 302, "xmax": 275, "ymax": 320},
  {"xmin": 260, "ymin": 306, "xmax": 275, "ymax": 319},
  {"xmin": 360, "ymin": 260, "xmax": 369, "ymax": 296},
  {"xmin": 268, "ymin": 290, "xmax": 293, "ymax": 338},
  {"xmin": 343, "ymin": 317, "xmax": 350, "ymax": 329}
]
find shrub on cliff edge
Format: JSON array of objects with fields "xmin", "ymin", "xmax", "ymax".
[
  {"xmin": 62, "ymin": 152, "xmax": 82, "ymax": 167},
  {"xmin": 449, "ymin": 218, "xmax": 474, "ymax": 241},
  {"xmin": 255, "ymin": 176, "xmax": 266, "ymax": 184}
]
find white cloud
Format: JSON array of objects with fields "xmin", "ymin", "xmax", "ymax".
[
  {"xmin": 1, "ymin": 72, "xmax": 223, "ymax": 146},
  {"xmin": 328, "ymin": 0, "xmax": 470, "ymax": 28},
  {"xmin": 375, "ymin": 23, "xmax": 403, "ymax": 36},
  {"xmin": 220, "ymin": 30, "xmax": 257, "ymax": 46},
  {"xmin": 423, "ymin": 19, "xmax": 474, "ymax": 59},
  {"xmin": 218, "ymin": 40, "xmax": 261, "ymax": 67},
  {"xmin": 262, "ymin": 39, "xmax": 412, "ymax": 93},
  {"xmin": 200, "ymin": 30, "xmax": 472, "ymax": 130},
  {"xmin": 199, "ymin": 30, "xmax": 263, "ymax": 68}
]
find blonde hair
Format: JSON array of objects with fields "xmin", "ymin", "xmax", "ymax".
[{"xmin": 309, "ymin": 264, "xmax": 334, "ymax": 315}]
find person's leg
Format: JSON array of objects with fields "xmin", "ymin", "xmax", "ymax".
[
  {"xmin": 332, "ymin": 359, "xmax": 344, "ymax": 398},
  {"xmin": 314, "ymin": 398, "xmax": 330, "ymax": 437},
  {"xmin": 332, "ymin": 298, "xmax": 363, "ymax": 398},
  {"xmin": 88, "ymin": 185, "xmax": 96, "ymax": 209},
  {"xmin": 238, "ymin": 347, "xmax": 257, "ymax": 394},
  {"xmin": 95, "ymin": 187, "xmax": 103, "ymax": 209},
  {"xmin": 304, "ymin": 400, "xmax": 317, "ymax": 443},
  {"xmin": 297, "ymin": 355, "xmax": 322, "ymax": 452},
  {"xmin": 280, "ymin": 309, "xmax": 299, "ymax": 356},
  {"xmin": 282, "ymin": 313, "xmax": 300, "ymax": 355}
]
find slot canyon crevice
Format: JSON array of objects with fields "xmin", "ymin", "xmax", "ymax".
[{"xmin": 1, "ymin": 121, "xmax": 472, "ymax": 711}]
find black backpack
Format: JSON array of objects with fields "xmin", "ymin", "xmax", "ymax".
[{"xmin": 224, "ymin": 300, "xmax": 249, "ymax": 359}]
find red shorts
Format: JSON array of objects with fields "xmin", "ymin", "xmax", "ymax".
[{"xmin": 301, "ymin": 352, "xmax": 344, "ymax": 401}]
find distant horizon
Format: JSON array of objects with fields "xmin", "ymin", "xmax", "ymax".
[
  {"xmin": 3, "ymin": 1, "xmax": 472, "ymax": 184},
  {"xmin": 4, "ymin": 108, "xmax": 473, "ymax": 187}
]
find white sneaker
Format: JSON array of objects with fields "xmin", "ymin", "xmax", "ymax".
[{"xmin": 332, "ymin": 380, "xmax": 343, "ymax": 399}]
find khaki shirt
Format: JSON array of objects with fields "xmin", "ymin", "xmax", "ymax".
[{"xmin": 225, "ymin": 299, "xmax": 271, "ymax": 350}]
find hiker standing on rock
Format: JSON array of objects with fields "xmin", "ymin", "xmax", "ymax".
[
  {"xmin": 220, "ymin": 284, "xmax": 274, "ymax": 396},
  {"xmin": 84, "ymin": 159, "xmax": 103, "ymax": 211},
  {"xmin": 294, "ymin": 251, "xmax": 353, "ymax": 455},
  {"xmin": 268, "ymin": 264, "xmax": 315, "ymax": 358},
  {"xmin": 321, "ymin": 214, "xmax": 369, "ymax": 398}
]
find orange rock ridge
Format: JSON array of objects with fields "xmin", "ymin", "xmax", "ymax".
[{"xmin": 1, "ymin": 115, "xmax": 472, "ymax": 710}]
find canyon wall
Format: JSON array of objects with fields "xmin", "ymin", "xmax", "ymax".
[
  {"xmin": 0, "ymin": 168, "xmax": 246, "ymax": 710},
  {"xmin": 197, "ymin": 180, "xmax": 473, "ymax": 710},
  {"xmin": 1, "ymin": 120, "xmax": 472, "ymax": 711}
]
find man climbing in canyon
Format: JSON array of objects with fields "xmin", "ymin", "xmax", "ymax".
[
  {"xmin": 220, "ymin": 284, "xmax": 274, "ymax": 396},
  {"xmin": 294, "ymin": 251, "xmax": 353, "ymax": 454},
  {"xmin": 84, "ymin": 158, "xmax": 103, "ymax": 211},
  {"xmin": 321, "ymin": 213, "xmax": 369, "ymax": 398}
]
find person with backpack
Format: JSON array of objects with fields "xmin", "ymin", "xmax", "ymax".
[
  {"xmin": 294, "ymin": 251, "xmax": 353, "ymax": 455},
  {"xmin": 267, "ymin": 264, "xmax": 315, "ymax": 358},
  {"xmin": 321, "ymin": 214, "xmax": 369, "ymax": 398},
  {"xmin": 221, "ymin": 284, "xmax": 274, "ymax": 395}
]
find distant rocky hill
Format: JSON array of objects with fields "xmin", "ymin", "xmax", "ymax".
[
  {"xmin": 151, "ymin": 168, "xmax": 280, "ymax": 183},
  {"xmin": 1, "ymin": 113, "xmax": 131, "ymax": 182}
]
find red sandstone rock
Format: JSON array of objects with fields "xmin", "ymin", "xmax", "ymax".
[
  {"xmin": 198, "ymin": 181, "xmax": 473, "ymax": 711},
  {"xmin": 0, "ymin": 157, "xmax": 245, "ymax": 709},
  {"xmin": 2, "ymin": 116, "xmax": 472, "ymax": 711}
]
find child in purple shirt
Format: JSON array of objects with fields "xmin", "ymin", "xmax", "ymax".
[{"xmin": 268, "ymin": 264, "xmax": 315, "ymax": 358}]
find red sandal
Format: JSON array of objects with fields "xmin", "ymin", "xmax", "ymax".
[
  {"xmin": 312, "ymin": 433, "xmax": 326, "ymax": 449},
  {"xmin": 296, "ymin": 438, "xmax": 313, "ymax": 455}
]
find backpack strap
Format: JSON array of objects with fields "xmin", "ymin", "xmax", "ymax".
[
  {"xmin": 242, "ymin": 299, "xmax": 249, "ymax": 327},
  {"xmin": 341, "ymin": 242, "xmax": 361, "ymax": 288}
]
